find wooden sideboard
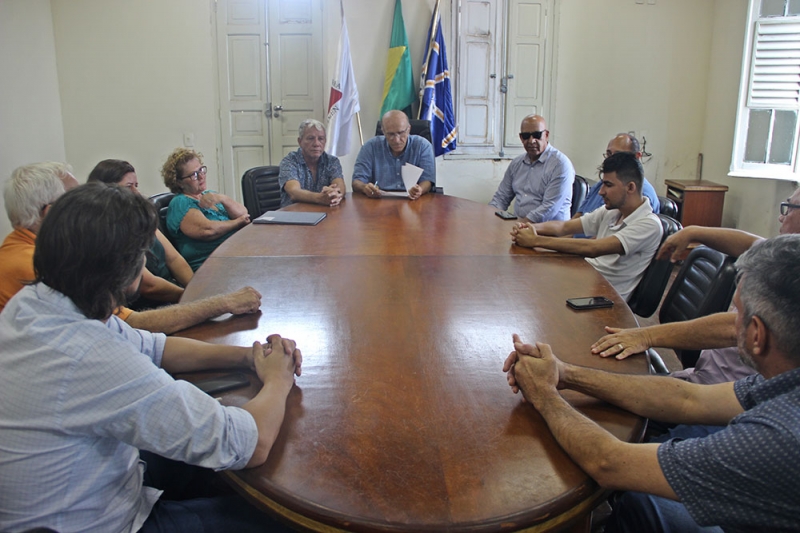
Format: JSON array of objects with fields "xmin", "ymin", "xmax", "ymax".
[{"xmin": 665, "ymin": 179, "xmax": 728, "ymax": 227}]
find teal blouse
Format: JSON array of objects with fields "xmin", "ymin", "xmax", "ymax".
[{"xmin": 165, "ymin": 192, "xmax": 235, "ymax": 271}]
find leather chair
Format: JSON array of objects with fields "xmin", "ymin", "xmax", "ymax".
[
  {"xmin": 649, "ymin": 246, "xmax": 738, "ymax": 370},
  {"xmin": 149, "ymin": 192, "xmax": 176, "ymax": 242},
  {"xmin": 571, "ymin": 175, "xmax": 589, "ymax": 217},
  {"xmin": 626, "ymin": 214, "xmax": 683, "ymax": 319},
  {"xmin": 658, "ymin": 195, "xmax": 678, "ymax": 219},
  {"xmin": 241, "ymin": 166, "xmax": 281, "ymax": 219},
  {"xmin": 375, "ymin": 119, "xmax": 433, "ymax": 144}
]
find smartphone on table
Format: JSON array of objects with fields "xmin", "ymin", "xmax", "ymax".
[
  {"xmin": 192, "ymin": 372, "xmax": 250, "ymax": 395},
  {"xmin": 566, "ymin": 296, "xmax": 614, "ymax": 310},
  {"xmin": 495, "ymin": 210, "xmax": 517, "ymax": 220}
]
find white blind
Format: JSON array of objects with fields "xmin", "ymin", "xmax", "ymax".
[{"xmin": 748, "ymin": 20, "xmax": 800, "ymax": 108}]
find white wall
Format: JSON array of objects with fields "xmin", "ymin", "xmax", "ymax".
[
  {"xmin": 0, "ymin": 0, "xmax": 66, "ymax": 238},
  {"xmin": 5, "ymin": 0, "xmax": 794, "ymax": 238},
  {"xmin": 50, "ymin": 0, "xmax": 219, "ymax": 198}
]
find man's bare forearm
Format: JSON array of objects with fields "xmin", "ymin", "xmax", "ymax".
[
  {"xmin": 161, "ymin": 337, "xmax": 250, "ymax": 373},
  {"xmin": 560, "ymin": 363, "xmax": 742, "ymax": 426},
  {"xmin": 125, "ymin": 294, "xmax": 241, "ymax": 334},
  {"xmin": 645, "ymin": 312, "xmax": 736, "ymax": 350},
  {"xmin": 683, "ymin": 226, "xmax": 762, "ymax": 258}
]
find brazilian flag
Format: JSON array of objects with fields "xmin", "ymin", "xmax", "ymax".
[{"xmin": 380, "ymin": 0, "xmax": 415, "ymax": 117}]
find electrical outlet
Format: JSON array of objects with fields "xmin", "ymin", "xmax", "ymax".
[{"xmin": 183, "ymin": 133, "xmax": 194, "ymax": 147}]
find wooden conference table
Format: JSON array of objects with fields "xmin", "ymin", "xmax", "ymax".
[{"xmin": 177, "ymin": 192, "xmax": 648, "ymax": 532}]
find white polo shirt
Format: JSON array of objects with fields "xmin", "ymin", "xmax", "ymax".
[{"xmin": 579, "ymin": 199, "xmax": 663, "ymax": 301}]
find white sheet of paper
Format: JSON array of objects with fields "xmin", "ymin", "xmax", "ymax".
[{"xmin": 401, "ymin": 163, "xmax": 424, "ymax": 193}]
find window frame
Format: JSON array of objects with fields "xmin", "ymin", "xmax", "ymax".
[{"xmin": 731, "ymin": 0, "xmax": 800, "ymax": 181}]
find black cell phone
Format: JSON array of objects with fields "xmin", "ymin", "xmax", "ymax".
[
  {"xmin": 192, "ymin": 373, "xmax": 250, "ymax": 395},
  {"xmin": 495, "ymin": 210, "xmax": 517, "ymax": 220},
  {"xmin": 566, "ymin": 297, "xmax": 614, "ymax": 310}
]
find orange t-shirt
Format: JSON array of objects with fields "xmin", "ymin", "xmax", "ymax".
[{"xmin": 0, "ymin": 228, "xmax": 133, "ymax": 320}]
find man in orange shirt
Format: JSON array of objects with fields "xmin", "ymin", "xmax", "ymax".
[{"xmin": 1, "ymin": 162, "xmax": 262, "ymax": 333}]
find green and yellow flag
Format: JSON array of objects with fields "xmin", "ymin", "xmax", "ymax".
[{"xmin": 380, "ymin": 0, "xmax": 415, "ymax": 116}]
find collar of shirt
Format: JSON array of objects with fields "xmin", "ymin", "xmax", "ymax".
[
  {"xmin": 522, "ymin": 143, "xmax": 554, "ymax": 167},
  {"xmin": 605, "ymin": 197, "xmax": 654, "ymax": 230},
  {"xmin": 740, "ymin": 366, "xmax": 800, "ymax": 408}
]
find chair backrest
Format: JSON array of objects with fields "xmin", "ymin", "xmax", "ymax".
[
  {"xmin": 571, "ymin": 175, "xmax": 589, "ymax": 217},
  {"xmin": 658, "ymin": 245, "xmax": 738, "ymax": 367},
  {"xmin": 149, "ymin": 192, "xmax": 176, "ymax": 239},
  {"xmin": 626, "ymin": 214, "xmax": 682, "ymax": 317},
  {"xmin": 375, "ymin": 119, "xmax": 433, "ymax": 144},
  {"xmin": 658, "ymin": 195, "xmax": 678, "ymax": 219},
  {"xmin": 241, "ymin": 166, "xmax": 281, "ymax": 219}
]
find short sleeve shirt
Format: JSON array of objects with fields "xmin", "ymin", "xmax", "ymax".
[
  {"xmin": 166, "ymin": 192, "xmax": 235, "ymax": 271},
  {"xmin": 579, "ymin": 200, "xmax": 662, "ymax": 300},
  {"xmin": 658, "ymin": 369, "xmax": 800, "ymax": 532},
  {"xmin": 278, "ymin": 149, "xmax": 344, "ymax": 208}
]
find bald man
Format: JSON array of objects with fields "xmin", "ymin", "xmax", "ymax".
[
  {"xmin": 352, "ymin": 110, "xmax": 436, "ymax": 200},
  {"xmin": 490, "ymin": 114, "xmax": 575, "ymax": 222},
  {"xmin": 572, "ymin": 133, "xmax": 660, "ymax": 238}
]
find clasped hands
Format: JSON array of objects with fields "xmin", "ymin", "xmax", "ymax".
[
  {"xmin": 251, "ymin": 334, "xmax": 303, "ymax": 389},
  {"xmin": 320, "ymin": 184, "xmax": 344, "ymax": 207},
  {"xmin": 503, "ymin": 333, "xmax": 565, "ymax": 404},
  {"xmin": 510, "ymin": 222, "xmax": 539, "ymax": 248}
]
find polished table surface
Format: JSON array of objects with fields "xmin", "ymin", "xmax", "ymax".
[{"xmin": 177, "ymin": 193, "xmax": 647, "ymax": 532}]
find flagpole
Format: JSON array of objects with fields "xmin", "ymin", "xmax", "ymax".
[
  {"xmin": 356, "ymin": 111, "xmax": 364, "ymax": 146},
  {"xmin": 417, "ymin": 0, "xmax": 441, "ymax": 119}
]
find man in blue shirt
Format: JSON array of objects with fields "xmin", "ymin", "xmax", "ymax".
[
  {"xmin": 352, "ymin": 110, "xmax": 436, "ymax": 200},
  {"xmin": 503, "ymin": 234, "xmax": 800, "ymax": 532},
  {"xmin": 573, "ymin": 133, "xmax": 660, "ymax": 237},
  {"xmin": 490, "ymin": 114, "xmax": 575, "ymax": 222}
]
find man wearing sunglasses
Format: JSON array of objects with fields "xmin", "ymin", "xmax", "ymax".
[{"xmin": 490, "ymin": 114, "xmax": 575, "ymax": 222}]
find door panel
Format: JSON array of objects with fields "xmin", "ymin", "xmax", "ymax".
[{"xmin": 215, "ymin": 0, "xmax": 323, "ymax": 199}]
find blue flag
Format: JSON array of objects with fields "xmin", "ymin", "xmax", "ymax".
[{"xmin": 419, "ymin": 10, "xmax": 457, "ymax": 156}]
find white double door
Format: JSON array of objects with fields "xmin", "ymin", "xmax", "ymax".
[{"xmin": 215, "ymin": 0, "xmax": 324, "ymax": 200}]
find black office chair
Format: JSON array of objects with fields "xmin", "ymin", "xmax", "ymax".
[
  {"xmin": 375, "ymin": 119, "xmax": 433, "ymax": 145},
  {"xmin": 627, "ymin": 214, "xmax": 683, "ymax": 319},
  {"xmin": 648, "ymin": 246, "xmax": 738, "ymax": 370},
  {"xmin": 658, "ymin": 195, "xmax": 678, "ymax": 219},
  {"xmin": 241, "ymin": 166, "xmax": 281, "ymax": 219},
  {"xmin": 149, "ymin": 192, "xmax": 176, "ymax": 241},
  {"xmin": 571, "ymin": 175, "xmax": 589, "ymax": 217}
]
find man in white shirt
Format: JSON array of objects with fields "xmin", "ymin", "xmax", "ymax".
[
  {"xmin": 0, "ymin": 184, "xmax": 301, "ymax": 533},
  {"xmin": 511, "ymin": 151, "xmax": 662, "ymax": 301}
]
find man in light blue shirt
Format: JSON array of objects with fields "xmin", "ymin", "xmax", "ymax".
[
  {"xmin": 573, "ymin": 133, "xmax": 660, "ymax": 238},
  {"xmin": 490, "ymin": 114, "xmax": 575, "ymax": 222},
  {"xmin": 352, "ymin": 110, "xmax": 436, "ymax": 200},
  {"xmin": 0, "ymin": 184, "xmax": 302, "ymax": 533}
]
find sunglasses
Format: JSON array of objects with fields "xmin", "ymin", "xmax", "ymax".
[{"xmin": 519, "ymin": 130, "xmax": 546, "ymax": 141}]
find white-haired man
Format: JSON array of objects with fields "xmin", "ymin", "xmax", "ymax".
[
  {"xmin": 279, "ymin": 118, "xmax": 345, "ymax": 207},
  {"xmin": 0, "ymin": 162, "xmax": 262, "ymax": 334}
]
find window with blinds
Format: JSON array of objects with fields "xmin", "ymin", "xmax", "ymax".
[{"xmin": 732, "ymin": 0, "xmax": 800, "ymax": 179}]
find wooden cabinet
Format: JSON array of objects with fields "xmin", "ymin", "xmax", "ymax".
[{"xmin": 665, "ymin": 179, "xmax": 728, "ymax": 227}]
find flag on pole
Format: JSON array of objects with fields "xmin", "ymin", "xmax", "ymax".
[
  {"xmin": 419, "ymin": 3, "xmax": 457, "ymax": 156},
  {"xmin": 326, "ymin": 1, "xmax": 360, "ymax": 157},
  {"xmin": 380, "ymin": 0, "xmax": 415, "ymax": 116}
]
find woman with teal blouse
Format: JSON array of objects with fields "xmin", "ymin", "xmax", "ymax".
[{"xmin": 161, "ymin": 148, "xmax": 250, "ymax": 271}]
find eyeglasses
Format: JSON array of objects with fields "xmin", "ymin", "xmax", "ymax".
[
  {"xmin": 519, "ymin": 130, "xmax": 546, "ymax": 141},
  {"xmin": 181, "ymin": 166, "xmax": 207, "ymax": 181},
  {"xmin": 780, "ymin": 201, "xmax": 800, "ymax": 216},
  {"xmin": 385, "ymin": 127, "xmax": 410, "ymax": 140}
]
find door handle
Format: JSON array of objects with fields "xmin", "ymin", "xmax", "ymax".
[{"xmin": 272, "ymin": 104, "xmax": 283, "ymax": 118}]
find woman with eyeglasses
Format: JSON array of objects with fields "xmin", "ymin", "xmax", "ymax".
[
  {"xmin": 162, "ymin": 148, "xmax": 250, "ymax": 271},
  {"xmin": 87, "ymin": 159, "xmax": 193, "ymax": 308}
]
